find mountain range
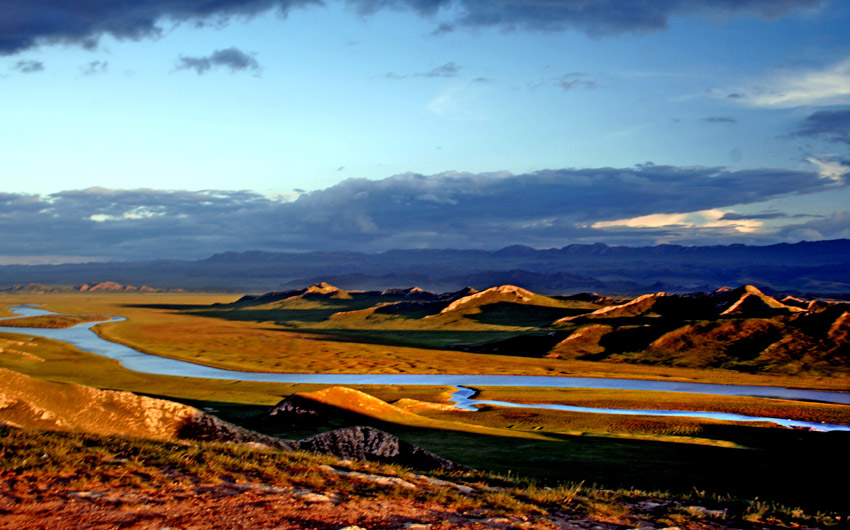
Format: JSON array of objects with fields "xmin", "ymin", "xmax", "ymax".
[{"xmin": 2, "ymin": 239, "xmax": 849, "ymax": 295}]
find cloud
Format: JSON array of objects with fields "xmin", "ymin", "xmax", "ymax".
[
  {"xmin": 703, "ymin": 116, "xmax": 737, "ymax": 123},
  {"xmin": 729, "ymin": 57, "xmax": 850, "ymax": 108},
  {"xmin": 81, "ymin": 60, "xmax": 108, "ymax": 76},
  {"xmin": 386, "ymin": 61, "xmax": 461, "ymax": 80},
  {"xmin": 176, "ymin": 47, "xmax": 260, "ymax": 74},
  {"xmin": 778, "ymin": 210, "xmax": 850, "ymax": 241},
  {"xmin": 12, "ymin": 60, "xmax": 44, "ymax": 73},
  {"xmin": 557, "ymin": 73, "xmax": 596, "ymax": 91},
  {"xmin": 352, "ymin": 0, "xmax": 823, "ymax": 34},
  {"xmin": 419, "ymin": 61, "xmax": 461, "ymax": 78},
  {"xmin": 719, "ymin": 212, "xmax": 789, "ymax": 221},
  {"xmin": 806, "ymin": 156, "xmax": 850, "ymax": 182},
  {"xmin": 0, "ymin": 0, "xmax": 824, "ymax": 56},
  {"xmin": 0, "ymin": 0, "xmax": 321, "ymax": 56},
  {"xmin": 591, "ymin": 209, "xmax": 764, "ymax": 234},
  {"xmin": 793, "ymin": 108, "xmax": 850, "ymax": 146},
  {"xmin": 0, "ymin": 162, "xmax": 845, "ymax": 262}
]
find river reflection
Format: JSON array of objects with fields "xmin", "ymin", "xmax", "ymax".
[{"xmin": 2, "ymin": 304, "xmax": 849, "ymax": 431}]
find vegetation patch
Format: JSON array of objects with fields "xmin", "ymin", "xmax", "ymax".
[
  {"xmin": 1, "ymin": 426, "xmax": 844, "ymax": 529},
  {"xmin": 0, "ymin": 314, "xmax": 109, "ymax": 328}
]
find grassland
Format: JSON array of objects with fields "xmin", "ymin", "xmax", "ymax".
[
  {"xmin": 464, "ymin": 386, "xmax": 850, "ymax": 425},
  {"xmin": 1, "ymin": 291, "xmax": 848, "ymax": 514},
  {"xmin": 0, "ymin": 327, "xmax": 453, "ymax": 408},
  {"xmin": 4, "ymin": 320, "xmax": 846, "ymax": 513},
  {"xmin": 0, "ymin": 314, "xmax": 108, "ymax": 328},
  {"xmin": 1, "ymin": 292, "xmax": 846, "ymax": 391}
]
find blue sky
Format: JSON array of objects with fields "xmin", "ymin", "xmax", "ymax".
[{"xmin": 1, "ymin": 0, "xmax": 850, "ymax": 263}]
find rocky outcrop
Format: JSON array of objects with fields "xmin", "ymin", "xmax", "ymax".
[{"xmin": 295, "ymin": 426, "xmax": 462, "ymax": 471}]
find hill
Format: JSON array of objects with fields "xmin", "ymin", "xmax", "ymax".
[
  {"xmin": 0, "ymin": 368, "xmax": 289, "ymax": 447},
  {"xmin": 198, "ymin": 283, "xmax": 850, "ymax": 381}
]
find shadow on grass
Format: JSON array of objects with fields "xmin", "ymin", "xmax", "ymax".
[
  {"xmin": 204, "ymin": 393, "xmax": 850, "ymax": 512},
  {"xmin": 287, "ymin": 328, "xmax": 535, "ymax": 350},
  {"xmin": 466, "ymin": 302, "xmax": 589, "ymax": 327}
]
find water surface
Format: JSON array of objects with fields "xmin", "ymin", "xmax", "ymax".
[{"xmin": 3, "ymin": 304, "xmax": 848, "ymax": 431}]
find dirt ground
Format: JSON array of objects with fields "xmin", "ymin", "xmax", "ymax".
[{"xmin": 0, "ymin": 471, "xmax": 562, "ymax": 530}]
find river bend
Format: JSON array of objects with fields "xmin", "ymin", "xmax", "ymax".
[{"xmin": 2, "ymin": 305, "xmax": 848, "ymax": 431}]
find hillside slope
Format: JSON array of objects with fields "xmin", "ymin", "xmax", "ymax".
[{"xmin": 0, "ymin": 368, "xmax": 290, "ymax": 448}]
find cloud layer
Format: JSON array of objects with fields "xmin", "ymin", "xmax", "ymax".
[
  {"xmin": 1, "ymin": 163, "xmax": 847, "ymax": 263},
  {"xmin": 0, "ymin": 0, "xmax": 823, "ymax": 55},
  {"xmin": 793, "ymin": 109, "xmax": 850, "ymax": 146},
  {"xmin": 729, "ymin": 57, "xmax": 850, "ymax": 108}
]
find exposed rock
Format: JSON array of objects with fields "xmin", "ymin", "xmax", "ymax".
[
  {"xmin": 294, "ymin": 425, "xmax": 462, "ymax": 471},
  {"xmin": 292, "ymin": 489, "xmax": 335, "ymax": 503},
  {"xmin": 264, "ymin": 394, "xmax": 323, "ymax": 423},
  {"xmin": 303, "ymin": 282, "xmax": 352, "ymax": 299}
]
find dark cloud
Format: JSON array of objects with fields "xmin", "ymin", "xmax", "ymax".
[
  {"xmin": 12, "ymin": 60, "xmax": 44, "ymax": 73},
  {"xmin": 0, "ymin": 163, "xmax": 844, "ymax": 261},
  {"xmin": 792, "ymin": 109, "xmax": 850, "ymax": 146},
  {"xmin": 81, "ymin": 60, "xmax": 108, "ymax": 75},
  {"xmin": 0, "ymin": 0, "xmax": 822, "ymax": 56},
  {"xmin": 431, "ymin": 22, "xmax": 455, "ymax": 35},
  {"xmin": 720, "ymin": 212, "xmax": 787, "ymax": 221},
  {"xmin": 351, "ymin": 0, "xmax": 822, "ymax": 34},
  {"xmin": 703, "ymin": 116, "xmax": 737, "ymax": 123},
  {"xmin": 176, "ymin": 47, "xmax": 260, "ymax": 74}
]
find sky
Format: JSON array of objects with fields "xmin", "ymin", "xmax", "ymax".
[{"xmin": 1, "ymin": 0, "xmax": 850, "ymax": 263}]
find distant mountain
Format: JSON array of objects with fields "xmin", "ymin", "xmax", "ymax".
[
  {"xmin": 0, "ymin": 281, "xmax": 180, "ymax": 293},
  {"xmin": 1, "ymin": 239, "xmax": 849, "ymax": 295}
]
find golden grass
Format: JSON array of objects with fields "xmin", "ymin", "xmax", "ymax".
[
  {"xmin": 469, "ymin": 387, "xmax": 850, "ymax": 425},
  {"xmin": 416, "ymin": 405, "xmax": 758, "ymax": 447},
  {"xmin": 295, "ymin": 387, "xmax": 557, "ymax": 441},
  {"xmin": 2, "ymin": 293, "xmax": 847, "ymax": 391},
  {"xmin": 0, "ymin": 314, "xmax": 108, "ymax": 328},
  {"xmin": 0, "ymin": 326, "xmax": 781, "ymax": 449},
  {"xmin": 0, "ymin": 327, "xmax": 453, "ymax": 408}
]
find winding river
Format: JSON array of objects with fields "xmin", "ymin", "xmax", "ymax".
[{"xmin": 2, "ymin": 305, "xmax": 849, "ymax": 431}]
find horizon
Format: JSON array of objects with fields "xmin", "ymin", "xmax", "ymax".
[
  {"xmin": 1, "ymin": 237, "xmax": 849, "ymax": 267},
  {"xmin": 2, "ymin": 1, "xmax": 849, "ymax": 264}
]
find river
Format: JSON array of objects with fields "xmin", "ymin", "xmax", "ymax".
[{"xmin": 2, "ymin": 305, "xmax": 848, "ymax": 431}]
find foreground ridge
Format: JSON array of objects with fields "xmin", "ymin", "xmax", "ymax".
[{"xmin": 1, "ymin": 425, "xmax": 841, "ymax": 530}]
